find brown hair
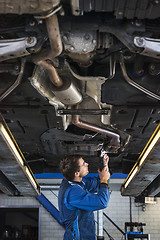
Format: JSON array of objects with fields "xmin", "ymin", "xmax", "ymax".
[{"xmin": 59, "ymin": 155, "xmax": 81, "ymax": 181}]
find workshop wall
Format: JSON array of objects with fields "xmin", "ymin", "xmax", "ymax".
[
  {"xmin": 103, "ymin": 191, "xmax": 160, "ymax": 240},
  {"xmin": 0, "ymin": 191, "xmax": 160, "ymax": 240},
  {"xmin": 0, "ymin": 193, "xmax": 64, "ymax": 240}
]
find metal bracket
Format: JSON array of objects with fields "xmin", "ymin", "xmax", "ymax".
[
  {"xmin": 120, "ymin": 54, "xmax": 160, "ymax": 101},
  {"xmin": 57, "ymin": 109, "xmax": 110, "ymax": 115},
  {"xmin": 134, "ymin": 36, "xmax": 160, "ymax": 59},
  {"xmin": 0, "ymin": 37, "xmax": 37, "ymax": 62},
  {"xmin": 67, "ymin": 55, "xmax": 116, "ymax": 81}
]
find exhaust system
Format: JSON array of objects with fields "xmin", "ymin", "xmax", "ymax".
[
  {"xmin": 72, "ymin": 104, "xmax": 121, "ymax": 153},
  {"xmin": 31, "ymin": 14, "xmax": 82, "ymax": 105},
  {"xmin": 31, "ymin": 13, "xmax": 121, "ymax": 152}
]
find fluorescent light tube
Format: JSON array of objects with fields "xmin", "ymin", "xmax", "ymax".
[
  {"xmin": 124, "ymin": 166, "xmax": 138, "ymax": 188},
  {"xmin": 25, "ymin": 166, "xmax": 37, "ymax": 190},
  {"xmin": 139, "ymin": 130, "xmax": 160, "ymax": 166},
  {"xmin": 0, "ymin": 123, "xmax": 24, "ymax": 166}
]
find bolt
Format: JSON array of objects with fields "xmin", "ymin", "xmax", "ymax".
[
  {"xmin": 84, "ymin": 34, "xmax": 90, "ymax": 40},
  {"xmin": 142, "ymin": 204, "xmax": 146, "ymax": 212},
  {"xmin": 82, "ymin": 48, "xmax": 87, "ymax": 52},
  {"xmin": 26, "ymin": 37, "xmax": 37, "ymax": 47},
  {"xmin": 29, "ymin": 21, "xmax": 35, "ymax": 27},
  {"xmin": 155, "ymin": 0, "xmax": 159, "ymax": 4},
  {"xmin": 150, "ymin": 64, "xmax": 155, "ymax": 70},
  {"xmin": 135, "ymin": 19, "xmax": 142, "ymax": 27},
  {"xmin": 135, "ymin": 37, "xmax": 144, "ymax": 47},
  {"xmin": 92, "ymin": 39, "xmax": 96, "ymax": 44},
  {"xmin": 27, "ymin": 37, "xmax": 33, "ymax": 44},
  {"xmin": 70, "ymin": 46, "xmax": 74, "ymax": 51}
]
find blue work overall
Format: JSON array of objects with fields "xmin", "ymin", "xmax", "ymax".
[{"xmin": 58, "ymin": 177, "xmax": 110, "ymax": 240}]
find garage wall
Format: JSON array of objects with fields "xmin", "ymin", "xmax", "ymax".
[
  {"xmin": 103, "ymin": 191, "xmax": 160, "ymax": 240},
  {"xmin": 0, "ymin": 193, "xmax": 64, "ymax": 240},
  {"xmin": 0, "ymin": 190, "xmax": 160, "ymax": 240}
]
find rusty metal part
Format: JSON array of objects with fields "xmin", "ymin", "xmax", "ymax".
[
  {"xmin": 32, "ymin": 13, "xmax": 64, "ymax": 104},
  {"xmin": 72, "ymin": 104, "xmax": 120, "ymax": 149},
  {"xmin": 0, "ymin": 0, "xmax": 60, "ymax": 14},
  {"xmin": 34, "ymin": 5, "xmax": 62, "ymax": 19},
  {"xmin": 45, "ymin": 14, "xmax": 62, "ymax": 58},
  {"xmin": 32, "ymin": 14, "xmax": 63, "ymax": 92},
  {"xmin": 33, "ymin": 12, "xmax": 81, "ymax": 105},
  {"xmin": 0, "ymin": 59, "xmax": 26, "ymax": 102},
  {"xmin": 29, "ymin": 65, "xmax": 56, "ymax": 103},
  {"xmin": 34, "ymin": 61, "xmax": 82, "ymax": 105},
  {"xmin": 52, "ymin": 81, "xmax": 82, "ymax": 105},
  {"xmin": 30, "ymin": 65, "xmax": 82, "ymax": 106},
  {"xmin": 38, "ymin": 60, "xmax": 63, "ymax": 87},
  {"xmin": 67, "ymin": 55, "xmax": 116, "ymax": 81},
  {"xmin": 32, "ymin": 14, "xmax": 62, "ymax": 64},
  {"xmin": 67, "ymin": 52, "xmax": 94, "ymax": 66}
]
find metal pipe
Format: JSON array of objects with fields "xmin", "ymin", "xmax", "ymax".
[
  {"xmin": 34, "ymin": 5, "xmax": 62, "ymax": 19},
  {"xmin": 129, "ymin": 197, "xmax": 133, "ymax": 231},
  {"xmin": 67, "ymin": 55, "xmax": 116, "ymax": 81},
  {"xmin": 97, "ymin": 210, "xmax": 104, "ymax": 240},
  {"xmin": 72, "ymin": 105, "xmax": 120, "ymax": 148},
  {"xmin": 31, "ymin": 12, "xmax": 82, "ymax": 104},
  {"xmin": 0, "ymin": 59, "xmax": 25, "ymax": 102},
  {"xmin": 32, "ymin": 14, "xmax": 62, "ymax": 64},
  {"xmin": 120, "ymin": 54, "xmax": 160, "ymax": 101},
  {"xmin": 38, "ymin": 60, "xmax": 63, "ymax": 87},
  {"xmin": 32, "ymin": 14, "xmax": 63, "ymax": 89}
]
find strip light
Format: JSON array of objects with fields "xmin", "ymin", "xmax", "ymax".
[
  {"xmin": 0, "ymin": 116, "xmax": 39, "ymax": 194},
  {"xmin": 139, "ymin": 126, "xmax": 160, "ymax": 166},
  {"xmin": 25, "ymin": 166, "xmax": 37, "ymax": 190},
  {"xmin": 123, "ymin": 123, "xmax": 160, "ymax": 189},
  {"xmin": 0, "ymin": 123, "xmax": 24, "ymax": 166},
  {"xmin": 124, "ymin": 166, "xmax": 138, "ymax": 188}
]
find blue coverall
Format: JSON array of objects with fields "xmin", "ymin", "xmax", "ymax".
[{"xmin": 58, "ymin": 176, "xmax": 110, "ymax": 240}]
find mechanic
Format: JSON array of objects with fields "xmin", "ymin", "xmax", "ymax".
[{"xmin": 58, "ymin": 154, "xmax": 111, "ymax": 240}]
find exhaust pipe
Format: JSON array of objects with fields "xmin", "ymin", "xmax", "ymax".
[
  {"xmin": 32, "ymin": 14, "xmax": 62, "ymax": 64},
  {"xmin": 32, "ymin": 14, "xmax": 63, "ymax": 88},
  {"xmin": 38, "ymin": 60, "xmax": 63, "ymax": 88},
  {"xmin": 72, "ymin": 104, "xmax": 121, "ymax": 152}
]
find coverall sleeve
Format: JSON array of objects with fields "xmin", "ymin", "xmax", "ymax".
[
  {"xmin": 82, "ymin": 176, "xmax": 100, "ymax": 193},
  {"xmin": 65, "ymin": 183, "xmax": 110, "ymax": 211}
]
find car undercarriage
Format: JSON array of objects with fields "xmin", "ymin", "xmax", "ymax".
[{"xmin": 0, "ymin": 0, "xmax": 160, "ymax": 194}]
